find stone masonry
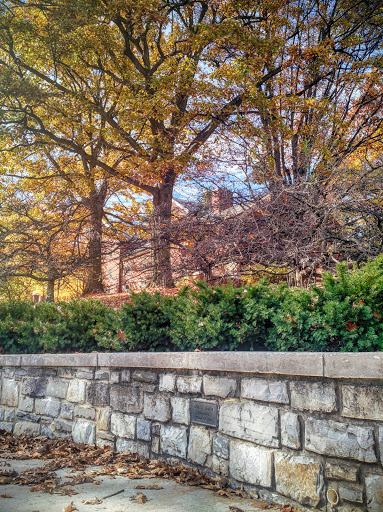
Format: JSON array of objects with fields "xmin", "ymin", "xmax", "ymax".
[{"xmin": 1, "ymin": 352, "xmax": 383, "ymax": 511}]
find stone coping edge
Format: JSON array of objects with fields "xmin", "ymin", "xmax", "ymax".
[{"xmin": 0, "ymin": 352, "xmax": 382, "ymax": 379}]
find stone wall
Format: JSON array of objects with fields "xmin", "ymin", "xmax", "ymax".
[{"xmin": 0, "ymin": 352, "xmax": 383, "ymax": 511}]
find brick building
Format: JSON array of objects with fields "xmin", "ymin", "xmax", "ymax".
[{"xmin": 102, "ymin": 189, "xmax": 242, "ymax": 293}]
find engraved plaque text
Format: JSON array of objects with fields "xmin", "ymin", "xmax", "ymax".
[{"xmin": 190, "ymin": 400, "xmax": 218, "ymax": 427}]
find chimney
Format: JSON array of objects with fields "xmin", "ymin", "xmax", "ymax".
[{"xmin": 204, "ymin": 188, "xmax": 233, "ymax": 213}]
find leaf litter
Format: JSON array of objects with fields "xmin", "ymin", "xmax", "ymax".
[{"xmin": 0, "ymin": 429, "xmax": 301, "ymax": 511}]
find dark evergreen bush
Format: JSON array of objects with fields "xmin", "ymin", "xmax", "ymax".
[{"xmin": 1, "ymin": 256, "xmax": 382, "ymax": 353}]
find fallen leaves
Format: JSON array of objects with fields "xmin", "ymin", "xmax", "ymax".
[
  {"xmin": 0, "ymin": 431, "xmax": 299, "ymax": 512},
  {"xmin": 130, "ymin": 492, "xmax": 148, "ymax": 504},
  {"xmin": 0, "ymin": 493, "xmax": 12, "ymax": 498},
  {"xmin": 81, "ymin": 497, "xmax": 102, "ymax": 504},
  {"xmin": 251, "ymin": 503, "xmax": 274, "ymax": 510},
  {"xmin": 63, "ymin": 503, "xmax": 78, "ymax": 512},
  {"xmin": 280, "ymin": 505, "xmax": 302, "ymax": 512}
]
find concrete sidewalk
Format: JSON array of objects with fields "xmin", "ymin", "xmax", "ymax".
[{"xmin": 0, "ymin": 458, "xmax": 283, "ymax": 512}]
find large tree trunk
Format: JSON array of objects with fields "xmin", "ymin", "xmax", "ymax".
[
  {"xmin": 83, "ymin": 188, "xmax": 106, "ymax": 295},
  {"xmin": 151, "ymin": 171, "xmax": 175, "ymax": 287},
  {"xmin": 46, "ymin": 278, "xmax": 55, "ymax": 303}
]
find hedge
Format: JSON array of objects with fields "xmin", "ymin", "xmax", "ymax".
[{"xmin": 1, "ymin": 256, "xmax": 383, "ymax": 354}]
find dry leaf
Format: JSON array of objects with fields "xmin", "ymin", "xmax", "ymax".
[
  {"xmin": 81, "ymin": 498, "xmax": 102, "ymax": 504},
  {"xmin": 251, "ymin": 503, "xmax": 274, "ymax": 510},
  {"xmin": 229, "ymin": 507, "xmax": 245, "ymax": 512},
  {"xmin": 63, "ymin": 502, "xmax": 78, "ymax": 512},
  {"xmin": 130, "ymin": 492, "xmax": 148, "ymax": 504},
  {"xmin": 138, "ymin": 493, "xmax": 147, "ymax": 504},
  {"xmin": 0, "ymin": 494, "xmax": 12, "ymax": 498}
]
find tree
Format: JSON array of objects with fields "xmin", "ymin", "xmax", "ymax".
[
  {"xmin": 0, "ymin": 180, "xmax": 89, "ymax": 301},
  {"xmin": 0, "ymin": 0, "xmax": 382, "ymax": 288}
]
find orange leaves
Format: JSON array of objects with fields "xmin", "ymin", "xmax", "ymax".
[
  {"xmin": 346, "ymin": 321, "xmax": 359, "ymax": 331},
  {"xmin": 63, "ymin": 503, "xmax": 78, "ymax": 512}
]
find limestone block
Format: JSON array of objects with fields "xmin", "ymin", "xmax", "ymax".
[
  {"xmin": 137, "ymin": 418, "xmax": 152, "ymax": 441},
  {"xmin": 110, "ymin": 385, "xmax": 142, "ymax": 414},
  {"xmin": 72, "ymin": 419, "xmax": 96, "ymax": 444},
  {"xmin": 143, "ymin": 394, "xmax": 170, "ymax": 422},
  {"xmin": 274, "ymin": 452, "xmax": 324, "ymax": 507},
  {"xmin": 241, "ymin": 378, "xmax": 288, "ymax": 404},
  {"xmin": 116, "ymin": 438, "xmax": 150, "ymax": 458},
  {"xmin": 97, "ymin": 408, "xmax": 110, "ymax": 431},
  {"xmin": 46, "ymin": 378, "xmax": 68, "ymax": 399},
  {"xmin": 177, "ymin": 375, "xmax": 202, "ymax": 394},
  {"xmin": 188, "ymin": 426, "xmax": 212, "ymax": 465},
  {"xmin": 212, "ymin": 455, "xmax": 229, "ymax": 476},
  {"xmin": 339, "ymin": 485, "xmax": 363, "ymax": 503},
  {"xmin": 325, "ymin": 461, "xmax": 358, "ymax": 482},
  {"xmin": 152, "ymin": 437, "xmax": 160, "ymax": 454},
  {"xmin": 41, "ymin": 425, "xmax": 54, "ymax": 438},
  {"xmin": 343, "ymin": 385, "xmax": 383, "ymax": 420},
  {"xmin": 75, "ymin": 370, "xmax": 94, "ymax": 380},
  {"xmin": 290, "ymin": 381, "xmax": 336, "ymax": 412},
  {"xmin": 336, "ymin": 505, "xmax": 364, "ymax": 512},
  {"xmin": 132, "ymin": 370, "xmax": 157, "ymax": 383},
  {"xmin": 14, "ymin": 420, "xmax": 40, "ymax": 436},
  {"xmin": 213, "ymin": 434, "xmax": 229, "ymax": 460},
  {"xmin": 60, "ymin": 403, "xmax": 73, "ymax": 421},
  {"xmin": 0, "ymin": 422, "xmax": 12, "ymax": 432},
  {"xmin": 74, "ymin": 406, "xmax": 96, "ymax": 420},
  {"xmin": 160, "ymin": 424, "xmax": 188, "ymax": 458},
  {"xmin": 0, "ymin": 408, "xmax": 14, "ymax": 422},
  {"xmin": 54, "ymin": 419, "xmax": 72, "ymax": 434},
  {"xmin": 95, "ymin": 370, "xmax": 109, "ymax": 380},
  {"xmin": 110, "ymin": 412, "xmax": 136, "ymax": 439},
  {"xmin": 121, "ymin": 370, "xmax": 131, "ymax": 382},
  {"xmin": 203, "ymin": 376, "xmax": 237, "ymax": 398},
  {"xmin": 1, "ymin": 379, "xmax": 19, "ymax": 406},
  {"xmin": 219, "ymin": 400, "xmax": 279, "ymax": 448},
  {"xmin": 137, "ymin": 418, "xmax": 151, "ymax": 441},
  {"xmin": 305, "ymin": 417, "xmax": 376, "ymax": 462},
  {"xmin": 171, "ymin": 396, "xmax": 190, "ymax": 425},
  {"xmin": 96, "ymin": 432, "xmax": 115, "ymax": 450},
  {"xmin": 229, "ymin": 440, "xmax": 273, "ymax": 487},
  {"xmin": 17, "ymin": 411, "xmax": 39, "ymax": 422},
  {"xmin": 35, "ymin": 398, "xmax": 61, "ymax": 417},
  {"xmin": 19, "ymin": 396, "xmax": 34, "ymax": 413},
  {"xmin": 159, "ymin": 373, "xmax": 176, "ymax": 392},
  {"xmin": 110, "ymin": 371, "xmax": 120, "ymax": 384},
  {"xmin": 21, "ymin": 378, "xmax": 47, "ymax": 397},
  {"xmin": 281, "ymin": 411, "xmax": 301, "ymax": 450},
  {"xmin": 67, "ymin": 380, "xmax": 86, "ymax": 403},
  {"xmin": 366, "ymin": 474, "xmax": 383, "ymax": 512},
  {"xmin": 86, "ymin": 382, "xmax": 109, "ymax": 407}
]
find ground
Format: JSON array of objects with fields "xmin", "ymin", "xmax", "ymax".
[{"xmin": 0, "ymin": 432, "xmax": 300, "ymax": 512}]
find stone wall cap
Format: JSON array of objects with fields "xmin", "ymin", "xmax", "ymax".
[
  {"xmin": 19, "ymin": 353, "xmax": 98, "ymax": 367},
  {"xmin": 0, "ymin": 352, "xmax": 382, "ymax": 378},
  {"xmin": 324, "ymin": 352, "xmax": 383, "ymax": 379},
  {"xmin": 0, "ymin": 354, "xmax": 21, "ymax": 366}
]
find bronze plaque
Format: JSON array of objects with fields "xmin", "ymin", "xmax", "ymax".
[{"xmin": 190, "ymin": 400, "xmax": 218, "ymax": 427}]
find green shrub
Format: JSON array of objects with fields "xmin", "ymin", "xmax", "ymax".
[
  {"xmin": 35, "ymin": 300, "xmax": 119, "ymax": 353},
  {"xmin": 0, "ymin": 256, "xmax": 383, "ymax": 353},
  {"xmin": 118, "ymin": 292, "xmax": 174, "ymax": 351},
  {"xmin": 0, "ymin": 301, "xmax": 40, "ymax": 353},
  {"xmin": 169, "ymin": 281, "xmax": 248, "ymax": 350},
  {"xmin": 265, "ymin": 258, "xmax": 383, "ymax": 352},
  {"xmin": 0, "ymin": 299, "xmax": 118, "ymax": 353}
]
